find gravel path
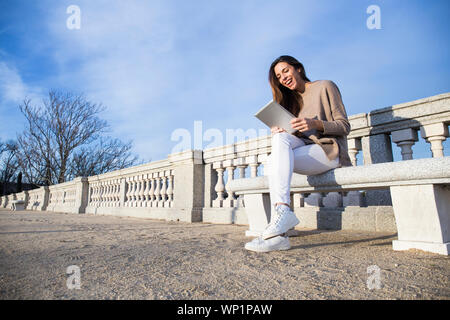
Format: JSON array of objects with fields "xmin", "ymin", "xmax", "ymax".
[{"xmin": 0, "ymin": 209, "xmax": 449, "ymax": 300}]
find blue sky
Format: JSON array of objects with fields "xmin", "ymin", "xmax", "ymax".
[{"xmin": 1, "ymin": 0, "xmax": 449, "ymax": 162}]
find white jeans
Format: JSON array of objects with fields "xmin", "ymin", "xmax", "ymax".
[{"xmin": 265, "ymin": 132, "xmax": 339, "ymax": 205}]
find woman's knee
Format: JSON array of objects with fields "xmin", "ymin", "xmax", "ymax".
[
  {"xmin": 271, "ymin": 132, "xmax": 291, "ymax": 147},
  {"xmin": 272, "ymin": 131, "xmax": 290, "ymax": 141}
]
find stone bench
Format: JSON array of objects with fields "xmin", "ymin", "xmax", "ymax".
[
  {"xmin": 228, "ymin": 157, "xmax": 450, "ymax": 255},
  {"xmin": 11, "ymin": 200, "xmax": 26, "ymax": 211}
]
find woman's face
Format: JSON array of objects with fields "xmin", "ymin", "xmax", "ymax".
[{"xmin": 274, "ymin": 62, "xmax": 303, "ymax": 91}]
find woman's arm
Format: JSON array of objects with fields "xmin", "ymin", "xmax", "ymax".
[
  {"xmin": 319, "ymin": 80, "xmax": 350, "ymax": 136},
  {"xmin": 290, "ymin": 80, "xmax": 350, "ymax": 136}
]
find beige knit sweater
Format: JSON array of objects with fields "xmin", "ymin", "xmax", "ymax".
[{"xmin": 292, "ymin": 80, "xmax": 352, "ymax": 167}]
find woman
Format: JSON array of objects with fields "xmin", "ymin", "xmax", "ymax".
[{"xmin": 245, "ymin": 55, "xmax": 352, "ymax": 253}]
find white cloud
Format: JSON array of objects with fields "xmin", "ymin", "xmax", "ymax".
[
  {"xmin": 0, "ymin": 61, "xmax": 44, "ymax": 105},
  {"xmin": 0, "ymin": 61, "xmax": 27, "ymax": 103}
]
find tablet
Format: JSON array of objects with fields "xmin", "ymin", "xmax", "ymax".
[{"xmin": 254, "ymin": 100, "xmax": 297, "ymax": 134}]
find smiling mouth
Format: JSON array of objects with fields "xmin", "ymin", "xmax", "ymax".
[{"xmin": 285, "ymin": 78, "xmax": 293, "ymax": 87}]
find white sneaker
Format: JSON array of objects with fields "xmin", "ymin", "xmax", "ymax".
[
  {"xmin": 262, "ymin": 204, "xmax": 299, "ymax": 240},
  {"xmin": 244, "ymin": 235, "xmax": 291, "ymax": 253}
]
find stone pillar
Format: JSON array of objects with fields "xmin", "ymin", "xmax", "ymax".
[
  {"xmin": 73, "ymin": 177, "xmax": 89, "ymax": 214},
  {"xmin": 391, "ymin": 128, "xmax": 418, "ymax": 160},
  {"xmin": 361, "ymin": 133, "xmax": 393, "ymax": 164},
  {"xmin": 39, "ymin": 186, "xmax": 49, "ymax": 211},
  {"xmin": 362, "ymin": 134, "xmax": 393, "ymax": 206},
  {"xmin": 420, "ymin": 123, "xmax": 449, "ymax": 158},
  {"xmin": 169, "ymin": 150, "xmax": 204, "ymax": 222}
]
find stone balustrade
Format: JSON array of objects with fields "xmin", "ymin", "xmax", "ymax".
[
  {"xmin": 1, "ymin": 92, "xmax": 449, "ymax": 237},
  {"xmin": 86, "ymin": 158, "xmax": 175, "ymax": 213}
]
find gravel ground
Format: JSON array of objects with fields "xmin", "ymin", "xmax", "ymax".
[{"xmin": 0, "ymin": 208, "xmax": 449, "ymax": 300}]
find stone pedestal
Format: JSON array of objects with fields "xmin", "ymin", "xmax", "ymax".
[
  {"xmin": 390, "ymin": 184, "xmax": 450, "ymax": 255},
  {"xmin": 170, "ymin": 150, "xmax": 204, "ymax": 222},
  {"xmin": 243, "ymin": 193, "xmax": 272, "ymax": 237}
]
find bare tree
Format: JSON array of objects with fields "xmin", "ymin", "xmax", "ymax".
[
  {"xmin": 16, "ymin": 90, "xmax": 138, "ymax": 185},
  {"xmin": 0, "ymin": 140, "xmax": 19, "ymax": 194},
  {"xmin": 69, "ymin": 137, "xmax": 139, "ymax": 178}
]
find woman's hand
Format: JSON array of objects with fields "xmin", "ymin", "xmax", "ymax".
[
  {"xmin": 271, "ymin": 126, "xmax": 286, "ymax": 134},
  {"xmin": 290, "ymin": 118, "xmax": 324, "ymax": 132}
]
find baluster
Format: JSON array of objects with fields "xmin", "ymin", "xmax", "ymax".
[
  {"xmin": 166, "ymin": 171, "xmax": 174, "ymax": 207},
  {"xmin": 101, "ymin": 182, "xmax": 106, "ymax": 207},
  {"xmin": 142, "ymin": 174, "xmax": 150, "ymax": 207},
  {"xmin": 323, "ymin": 192, "xmax": 343, "ymax": 208},
  {"xmin": 117, "ymin": 179, "xmax": 122, "ymax": 207},
  {"xmin": 95, "ymin": 183, "xmax": 100, "ymax": 207},
  {"xmin": 131, "ymin": 177, "xmax": 137, "ymax": 207},
  {"xmin": 234, "ymin": 159, "xmax": 246, "ymax": 207},
  {"xmin": 135, "ymin": 176, "xmax": 142, "ymax": 207},
  {"xmin": 233, "ymin": 157, "xmax": 247, "ymax": 179},
  {"xmin": 138, "ymin": 175, "xmax": 145, "ymax": 207},
  {"xmin": 347, "ymin": 138, "xmax": 362, "ymax": 166},
  {"xmin": 154, "ymin": 175, "xmax": 161, "ymax": 207},
  {"xmin": 391, "ymin": 128, "xmax": 418, "ymax": 160},
  {"xmin": 246, "ymin": 155, "xmax": 259, "ymax": 177},
  {"xmin": 213, "ymin": 161, "xmax": 225, "ymax": 208},
  {"xmin": 99, "ymin": 183, "xmax": 104, "ymax": 207},
  {"xmin": 90, "ymin": 183, "xmax": 94, "ymax": 206},
  {"xmin": 304, "ymin": 192, "xmax": 323, "ymax": 207},
  {"xmin": 223, "ymin": 160, "xmax": 235, "ymax": 208},
  {"xmin": 420, "ymin": 123, "xmax": 448, "ymax": 158},
  {"xmin": 110, "ymin": 180, "xmax": 115, "ymax": 207},
  {"xmin": 125, "ymin": 177, "xmax": 132, "ymax": 207},
  {"xmin": 149, "ymin": 174, "xmax": 156, "ymax": 207},
  {"xmin": 112, "ymin": 180, "xmax": 117, "ymax": 207},
  {"xmin": 159, "ymin": 172, "xmax": 167, "ymax": 207},
  {"xmin": 109, "ymin": 181, "xmax": 114, "ymax": 207},
  {"xmin": 104, "ymin": 181, "xmax": 109, "ymax": 207},
  {"xmin": 343, "ymin": 190, "xmax": 365, "ymax": 207},
  {"xmin": 293, "ymin": 193, "xmax": 305, "ymax": 208},
  {"xmin": 258, "ymin": 153, "xmax": 269, "ymax": 177}
]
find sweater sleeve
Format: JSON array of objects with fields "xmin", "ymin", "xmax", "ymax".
[{"xmin": 320, "ymin": 80, "xmax": 351, "ymax": 136}]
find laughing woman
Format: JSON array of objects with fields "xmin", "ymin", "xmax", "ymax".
[{"xmin": 245, "ymin": 55, "xmax": 352, "ymax": 253}]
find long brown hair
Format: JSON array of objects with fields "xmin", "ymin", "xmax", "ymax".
[{"xmin": 268, "ymin": 55, "xmax": 311, "ymax": 116}]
